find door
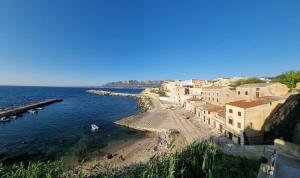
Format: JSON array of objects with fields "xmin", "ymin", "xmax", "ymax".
[
  {"xmin": 219, "ymin": 125, "xmax": 223, "ymax": 133},
  {"xmin": 228, "ymin": 132, "xmax": 233, "ymax": 140},
  {"xmin": 256, "ymin": 92, "xmax": 259, "ymax": 98}
]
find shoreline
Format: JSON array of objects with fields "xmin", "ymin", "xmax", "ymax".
[{"xmin": 81, "ymin": 89, "xmax": 217, "ymax": 172}]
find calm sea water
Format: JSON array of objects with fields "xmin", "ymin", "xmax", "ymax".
[{"xmin": 0, "ymin": 86, "xmax": 144, "ymax": 164}]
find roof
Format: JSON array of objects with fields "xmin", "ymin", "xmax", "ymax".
[
  {"xmin": 202, "ymin": 86, "xmax": 230, "ymax": 89},
  {"xmin": 226, "ymin": 100, "xmax": 266, "ymax": 109},
  {"xmin": 237, "ymin": 82, "xmax": 280, "ymax": 88},
  {"xmin": 200, "ymin": 103, "xmax": 225, "ymax": 118}
]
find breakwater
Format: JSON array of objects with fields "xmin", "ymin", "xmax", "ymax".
[
  {"xmin": 0, "ymin": 99, "xmax": 63, "ymax": 118},
  {"xmin": 87, "ymin": 89, "xmax": 153, "ymax": 112},
  {"xmin": 86, "ymin": 89, "xmax": 137, "ymax": 97}
]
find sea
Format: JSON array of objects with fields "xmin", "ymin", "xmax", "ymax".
[{"xmin": 0, "ymin": 86, "xmax": 144, "ymax": 165}]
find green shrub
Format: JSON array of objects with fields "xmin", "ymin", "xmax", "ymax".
[
  {"xmin": 272, "ymin": 70, "xmax": 300, "ymax": 88},
  {"xmin": 230, "ymin": 78, "xmax": 265, "ymax": 87}
]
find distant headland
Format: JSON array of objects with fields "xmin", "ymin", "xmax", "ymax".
[{"xmin": 100, "ymin": 80, "xmax": 164, "ymax": 89}]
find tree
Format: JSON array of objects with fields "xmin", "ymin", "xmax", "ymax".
[{"xmin": 272, "ymin": 71, "xmax": 300, "ymax": 88}]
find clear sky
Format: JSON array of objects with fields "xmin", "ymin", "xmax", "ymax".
[{"xmin": 0, "ymin": 0, "xmax": 299, "ymax": 86}]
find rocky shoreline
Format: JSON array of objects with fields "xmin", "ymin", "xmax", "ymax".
[
  {"xmin": 87, "ymin": 89, "xmax": 153, "ymax": 112},
  {"xmin": 136, "ymin": 95, "xmax": 153, "ymax": 112}
]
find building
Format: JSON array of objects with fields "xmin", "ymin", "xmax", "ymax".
[
  {"xmin": 201, "ymin": 86, "xmax": 238, "ymax": 106},
  {"xmin": 225, "ymin": 97, "xmax": 286, "ymax": 145},
  {"xmin": 236, "ymin": 82, "xmax": 289, "ymax": 101},
  {"xmin": 160, "ymin": 80, "xmax": 174, "ymax": 92},
  {"xmin": 180, "ymin": 79, "xmax": 207, "ymax": 88},
  {"xmin": 296, "ymin": 82, "xmax": 300, "ymax": 90},
  {"xmin": 195, "ymin": 103, "xmax": 226, "ymax": 134}
]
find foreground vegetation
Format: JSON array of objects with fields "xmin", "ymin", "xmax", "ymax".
[{"xmin": 0, "ymin": 141, "xmax": 262, "ymax": 178}]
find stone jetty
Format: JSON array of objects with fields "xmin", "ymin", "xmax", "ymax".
[
  {"xmin": 86, "ymin": 89, "xmax": 137, "ymax": 97},
  {"xmin": 0, "ymin": 99, "xmax": 63, "ymax": 118},
  {"xmin": 87, "ymin": 89, "xmax": 153, "ymax": 112}
]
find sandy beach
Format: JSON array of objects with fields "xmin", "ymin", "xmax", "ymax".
[{"xmin": 79, "ymin": 90, "xmax": 217, "ymax": 172}]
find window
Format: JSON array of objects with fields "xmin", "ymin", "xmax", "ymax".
[
  {"xmin": 217, "ymin": 98, "xmax": 219, "ymax": 102},
  {"xmin": 250, "ymin": 122, "xmax": 253, "ymax": 128},
  {"xmin": 238, "ymin": 91, "xmax": 240, "ymax": 95},
  {"xmin": 208, "ymin": 111, "xmax": 211, "ymax": 114},
  {"xmin": 238, "ymin": 112, "xmax": 242, "ymax": 116},
  {"xmin": 245, "ymin": 91, "xmax": 248, "ymax": 95},
  {"xmin": 256, "ymin": 88, "xmax": 260, "ymax": 91},
  {"xmin": 229, "ymin": 119, "xmax": 233, "ymax": 125},
  {"xmin": 238, "ymin": 122, "xmax": 241, "ymax": 128},
  {"xmin": 212, "ymin": 98, "xmax": 214, "ymax": 101},
  {"xmin": 229, "ymin": 109, "xmax": 233, "ymax": 113}
]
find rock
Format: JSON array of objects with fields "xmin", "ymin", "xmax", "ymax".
[
  {"xmin": 119, "ymin": 155, "xmax": 125, "ymax": 161},
  {"xmin": 107, "ymin": 153, "xmax": 113, "ymax": 159}
]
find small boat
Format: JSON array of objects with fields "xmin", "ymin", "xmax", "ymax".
[
  {"xmin": 28, "ymin": 109, "xmax": 38, "ymax": 114},
  {"xmin": 91, "ymin": 124, "xmax": 99, "ymax": 132},
  {"xmin": 0, "ymin": 117, "xmax": 10, "ymax": 122},
  {"xmin": 10, "ymin": 115, "xmax": 17, "ymax": 119},
  {"xmin": 35, "ymin": 107, "xmax": 43, "ymax": 110}
]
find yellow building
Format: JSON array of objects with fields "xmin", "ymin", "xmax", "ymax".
[
  {"xmin": 225, "ymin": 97, "xmax": 286, "ymax": 145},
  {"xmin": 236, "ymin": 82, "xmax": 289, "ymax": 101},
  {"xmin": 201, "ymin": 86, "xmax": 238, "ymax": 106},
  {"xmin": 196, "ymin": 103, "xmax": 225, "ymax": 134}
]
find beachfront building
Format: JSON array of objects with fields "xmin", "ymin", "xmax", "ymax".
[
  {"xmin": 160, "ymin": 80, "xmax": 174, "ymax": 92},
  {"xmin": 196, "ymin": 103, "xmax": 226, "ymax": 134},
  {"xmin": 201, "ymin": 86, "xmax": 238, "ymax": 106},
  {"xmin": 225, "ymin": 97, "xmax": 286, "ymax": 145},
  {"xmin": 236, "ymin": 82, "xmax": 289, "ymax": 101},
  {"xmin": 179, "ymin": 79, "xmax": 206, "ymax": 107},
  {"xmin": 159, "ymin": 81, "xmax": 180, "ymax": 104}
]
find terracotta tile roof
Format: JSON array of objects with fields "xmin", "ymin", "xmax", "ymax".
[
  {"xmin": 206, "ymin": 105, "xmax": 225, "ymax": 118},
  {"xmin": 217, "ymin": 110, "xmax": 226, "ymax": 118},
  {"xmin": 226, "ymin": 100, "xmax": 266, "ymax": 109}
]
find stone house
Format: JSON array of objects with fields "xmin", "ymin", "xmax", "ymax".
[{"xmin": 225, "ymin": 97, "xmax": 286, "ymax": 145}]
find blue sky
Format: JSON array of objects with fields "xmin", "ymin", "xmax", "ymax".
[{"xmin": 0, "ymin": 0, "xmax": 299, "ymax": 86}]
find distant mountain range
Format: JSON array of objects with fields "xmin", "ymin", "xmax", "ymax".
[{"xmin": 100, "ymin": 80, "xmax": 164, "ymax": 88}]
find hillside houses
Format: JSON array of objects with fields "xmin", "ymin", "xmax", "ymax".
[{"xmin": 160, "ymin": 79, "xmax": 290, "ymax": 145}]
